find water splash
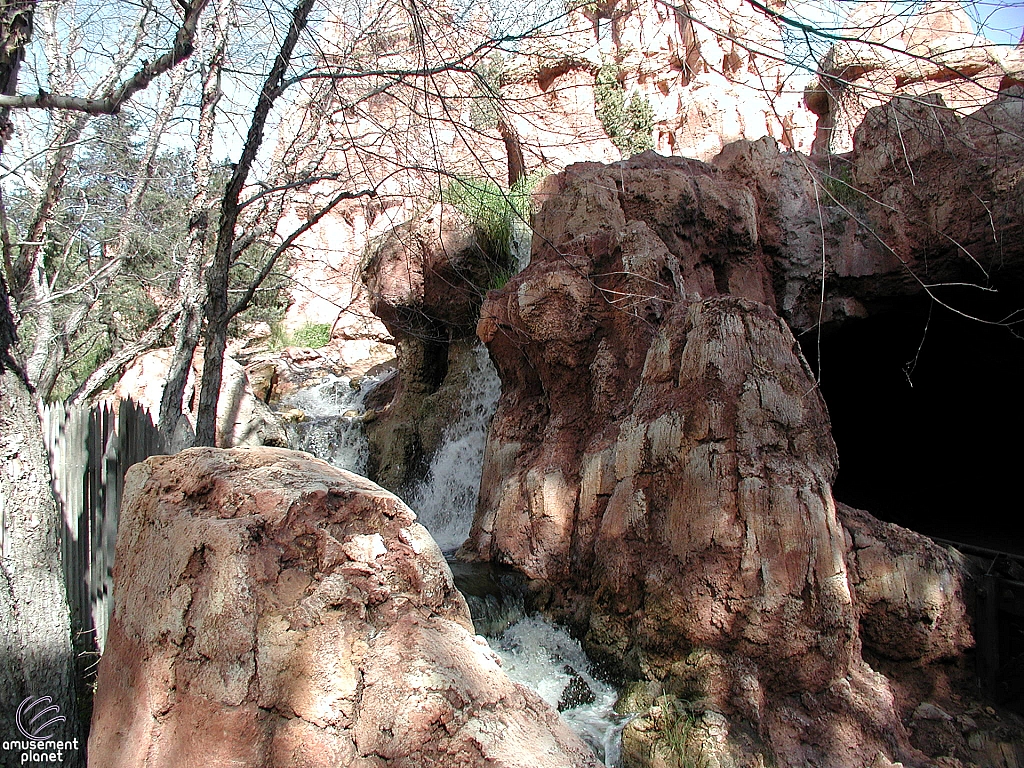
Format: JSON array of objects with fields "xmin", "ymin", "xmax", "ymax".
[
  {"xmin": 513, "ymin": 218, "xmax": 532, "ymax": 272},
  {"xmin": 492, "ymin": 616, "xmax": 629, "ymax": 767},
  {"xmin": 282, "ymin": 370, "xmax": 392, "ymax": 475},
  {"xmin": 409, "ymin": 344, "xmax": 501, "ymax": 553}
]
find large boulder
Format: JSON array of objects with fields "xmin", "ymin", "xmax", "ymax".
[
  {"xmin": 471, "ymin": 293, "xmax": 967, "ymax": 766},
  {"xmin": 88, "ymin": 447, "xmax": 602, "ymax": 768}
]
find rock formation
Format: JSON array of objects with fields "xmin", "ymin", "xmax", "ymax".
[
  {"xmin": 108, "ymin": 348, "xmax": 287, "ymax": 450},
  {"xmin": 594, "ymin": 0, "xmax": 815, "ymax": 158},
  {"xmin": 275, "ymin": 0, "xmax": 818, "ymax": 344},
  {"xmin": 806, "ymin": 1, "xmax": 1024, "ymax": 153},
  {"xmin": 88, "ymin": 447, "xmax": 603, "ymax": 768},
  {"xmin": 357, "ymin": 204, "xmax": 508, "ymax": 493},
  {"xmin": 462, "ymin": 86, "xmax": 1024, "ymax": 766}
]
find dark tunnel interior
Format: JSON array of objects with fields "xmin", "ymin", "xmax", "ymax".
[{"xmin": 800, "ymin": 292, "xmax": 1024, "ymax": 556}]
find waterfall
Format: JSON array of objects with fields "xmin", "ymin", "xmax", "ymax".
[
  {"xmin": 406, "ymin": 346, "xmax": 628, "ymax": 766},
  {"xmin": 281, "ymin": 370, "xmax": 392, "ymax": 475},
  {"xmin": 407, "ymin": 343, "xmax": 501, "ymax": 553},
  {"xmin": 492, "ymin": 617, "xmax": 627, "ymax": 767},
  {"xmin": 282, "ymin": 343, "xmax": 627, "ymax": 765}
]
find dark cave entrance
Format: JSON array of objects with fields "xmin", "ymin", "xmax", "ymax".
[{"xmin": 800, "ymin": 291, "xmax": 1024, "ymax": 555}]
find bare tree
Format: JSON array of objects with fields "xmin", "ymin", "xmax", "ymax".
[
  {"xmin": 0, "ymin": 0, "xmax": 216, "ymax": 752},
  {"xmin": 0, "ymin": 0, "xmax": 82, "ymax": 759}
]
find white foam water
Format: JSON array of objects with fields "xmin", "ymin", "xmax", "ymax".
[
  {"xmin": 492, "ymin": 616, "xmax": 629, "ymax": 767},
  {"xmin": 409, "ymin": 343, "xmax": 501, "ymax": 553},
  {"xmin": 282, "ymin": 344, "xmax": 627, "ymax": 765},
  {"xmin": 282, "ymin": 370, "xmax": 392, "ymax": 475}
]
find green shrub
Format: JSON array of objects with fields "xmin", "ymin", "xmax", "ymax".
[
  {"xmin": 442, "ymin": 173, "xmax": 540, "ymax": 289},
  {"xmin": 654, "ymin": 696, "xmax": 708, "ymax": 768},
  {"xmin": 267, "ymin": 321, "xmax": 332, "ymax": 351},
  {"xmin": 290, "ymin": 322, "xmax": 333, "ymax": 349},
  {"xmin": 595, "ymin": 62, "xmax": 654, "ymax": 157},
  {"xmin": 820, "ymin": 162, "xmax": 864, "ymax": 209}
]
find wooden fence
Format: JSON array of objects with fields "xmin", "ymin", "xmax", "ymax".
[{"xmin": 41, "ymin": 399, "xmax": 165, "ymax": 653}]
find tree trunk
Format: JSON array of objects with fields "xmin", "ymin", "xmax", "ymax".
[
  {"xmin": 193, "ymin": 0, "xmax": 314, "ymax": 446},
  {"xmin": 159, "ymin": 0, "xmax": 228, "ymax": 444},
  {"xmin": 0, "ymin": 357, "xmax": 83, "ymax": 765},
  {"xmin": 0, "ymin": 3, "xmax": 83, "ymax": 760}
]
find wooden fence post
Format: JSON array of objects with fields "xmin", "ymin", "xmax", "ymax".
[{"xmin": 44, "ymin": 398, "xmax": 165, "ymax": 654}]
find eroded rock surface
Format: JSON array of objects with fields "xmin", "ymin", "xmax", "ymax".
[
  {"xmin": 108, "ymin": 348, "xmax": 287, "ymax": 451},
  {"xmin": 806, "ymin": 1, "xmax": 1024, "ymax": 153},
  {"xmin": 88, "ymin": 447, "xmax": 602, "ymax": 768},
  {"xmin": 277, "ymin": 0, "xmax": 818, "ymax": 337},
  {"xmin": 460, "ymin": 91, "xmax": 1024, "ymax": 764},
  {"xmin": 358, "ymin": 204, "xmax": 506, "ymax": 493},
  {"xmin": 472, "ymin": 294, "xmax": 952, "ymax": 766}
]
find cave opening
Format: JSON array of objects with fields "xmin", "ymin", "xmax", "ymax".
[{"xmin": 801, "ymin": 292, "xmax": 1024, "ymax": 555}]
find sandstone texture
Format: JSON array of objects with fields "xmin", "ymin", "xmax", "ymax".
[
  {"xmin": 806, "ymin": 1, "xmax": 1024, "ymax": 153},
  {"xmin": 462, "ymin": 87, "xmax": 1024, "ymax": 765},
  {"xmin": 88, "ymin": 447, "xmax": 602, "ymax": 768},
  {"xmin": 718, "ymin": 88, "xmax": 1024, "ymax": 333},
  {"xmin": 276, "ymin": 0, "xmax": 819, "ymax": 337},
  {"xmin": 361, "ymin": 202, "xmax": 499, "ymax": 343},
  {"xmin": 357, "ymin": 205, "xmax": 506, "ymax": 493},
  {"xmin": 603, "ymin": 0, "xmax": 815, "ymax": 157}
]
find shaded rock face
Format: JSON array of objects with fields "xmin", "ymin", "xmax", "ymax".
[
  {"xmin": 837, "ymin": 503, "xmax": 970, "ymax": 664},
  {"xmin": 363, "ymin": 338, "xmax": 488, "ymax": 496},
  {"xmin": 88, "ymin": 447, "xmax": 603, "ymax": 768},
  {"xmin": 715, "ymin": 90, "xmax": 1024, "ymax": 333},
  {"xmin": 109, "ymin": 348, "xmax": 287, "ymax": 451},
  {"xmin": 460, "ymin": 97, "xmax": 1020, "ymax": 762},
  {"xmin": 359, "ymin": 205, "xmax": 505, "ymax": 493},
  {"xmin": 362, "ymin": 202, "xmax": 498, "ymax": 344}
]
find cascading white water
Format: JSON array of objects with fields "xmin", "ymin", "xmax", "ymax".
[
  {"xmin": 282, "ymin": 370, "xmax": 392, "ymax": 475},
  {"xmin": 513, "ymin": 218, "xmax": 532, "ymax": 272},
  {"xmin": 280, "ymin": 322, "xmax": 626, "ymax": 764},
  {"xmin": 408, "ymin": 343, "xmax": 501, "ymax": 553},
  {"xmin": 492, "ymin": 616, "xmax": 629, "ymax": 767},
  {"xmin": 401, "ymin": 344, "xmax": 628, "ymax": 766}
]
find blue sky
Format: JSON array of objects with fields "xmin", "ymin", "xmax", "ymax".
[
  {"xmin": 789, "ymin": 1, "xmax": 1024, "ymax": 45},
  {"xmin": 971, "ymin": 1, "xmax": 1024, "ymax": 43}
]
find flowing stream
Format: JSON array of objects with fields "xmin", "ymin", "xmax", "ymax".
[
  {"xmin": 408, "ymin": 343, "xmax": 501, "ymax": 553},
  {"xmin": 281, "ymin": 370, "xmax": 393, "ymax": 475},
  {"xmin": 285, "ymin": 344, "xmax": 626, "ymax": 765}
]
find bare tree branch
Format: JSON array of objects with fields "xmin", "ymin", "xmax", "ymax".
[
  {"xmin": 68, "ymin": 303, "xmax": 181, "ymax": 404},
  {"xmin": 194, "ymin": 0, "xmax": 315, "ymax": 446},
  {"xmin": 0, "ymin": 0, "xmax": 211, "ymax": 115},
  {"xmin": 228, "ymin": 185, "xmax": 377, "ymax": 320}
]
